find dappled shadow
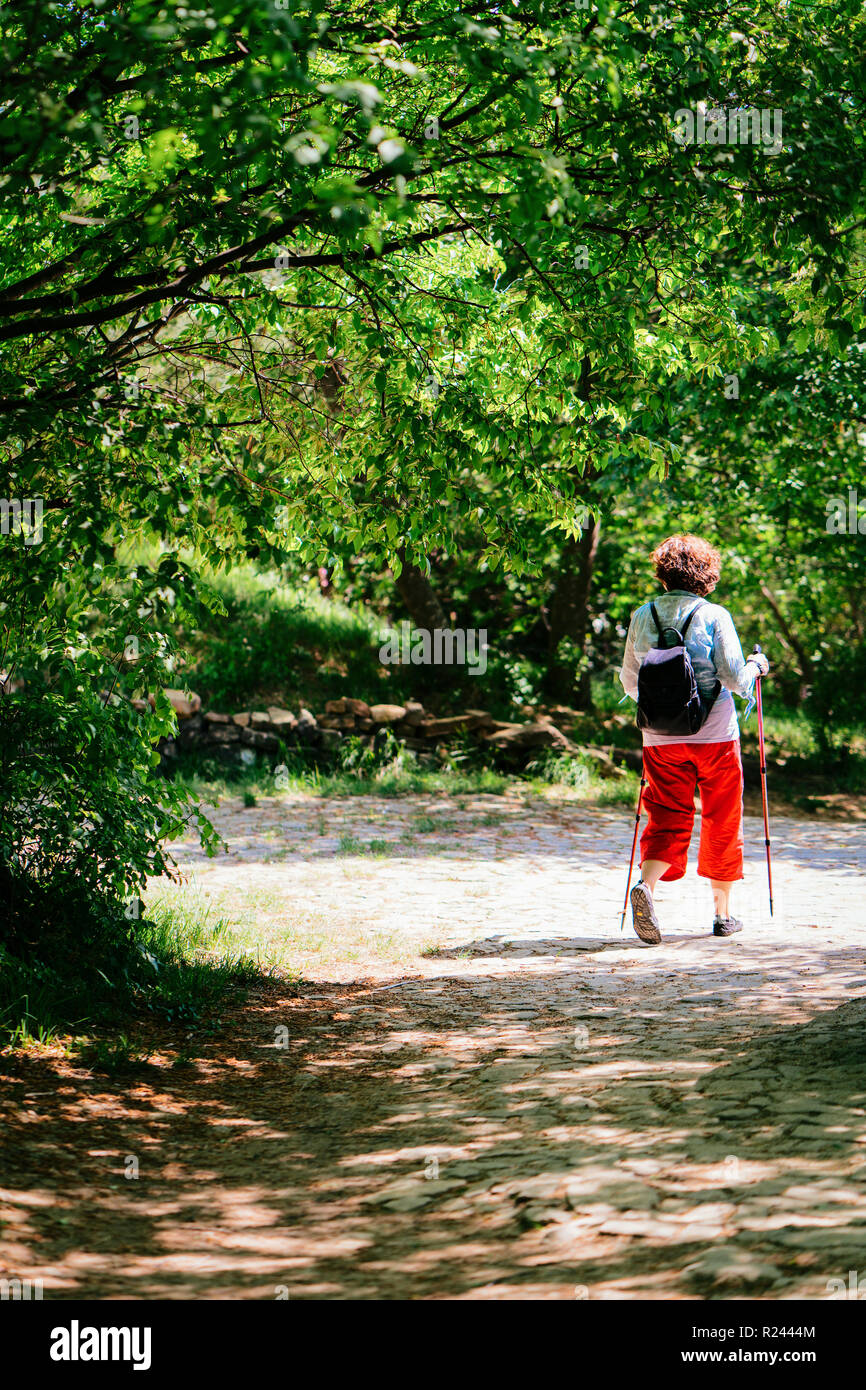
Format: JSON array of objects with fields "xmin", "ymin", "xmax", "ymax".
[
  {"xmin": 424, "ymin": 936, "xmax": 650, "ymax": 957},
  {"xmin": 3, "ymin": 793, "xmax": 864, "ymax": 1299},
  {"xmin": 4, "ymin": 945, "xmax": 866, "ymax": 1300}
]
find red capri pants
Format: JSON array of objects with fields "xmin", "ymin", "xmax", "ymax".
[{"xmin": 640, "ymin": 740, "xmax": 744, "ymax": 882}]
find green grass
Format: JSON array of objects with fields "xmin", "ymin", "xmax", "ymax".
[
  {"xmin": 77, "ymin": 1033, "xmax": 153, "ymax": 1076},
  {"xmin": 0, "ymin": 956, "xmax": 74, "ymax": 1049},
  {"xmin": 180, "ymin": 566, "xmax": 391, "ymax": 711},
  {"xmin": 0, "ymin": 893, "xmax": 265, "ymax": 1053},
  {"xmin": 136, "ymin": 894, "xmax": 268, "ymax": 1015},
  {"xmin": 173, "ymin": 750, "xmax": 514, "ymax": 804},
  {"xmin": 412, "ymin": 813, "xmax": 458, "ymax": 832},
  {"xmin": 177, "ymin": 561, "xmax": 498, "ymax": 714},
  {"xmin": 146, "ymin": 878, "xmax": 423, "ymax": 973},
  {"xmin": 173, "ymin": 742, "xmax": 640, "ymax": 819},
  {"xmin": 523, "ymin": 750, "xmax": 640, "ymax": 807},
  {"xmin": 336, "ymin": 833, "xmax": 364, "ymax": 854}
]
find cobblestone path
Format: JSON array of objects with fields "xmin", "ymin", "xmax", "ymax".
[{"xmin": 3, "ymin": 793, "xmax": 865, "ymax": 1299}]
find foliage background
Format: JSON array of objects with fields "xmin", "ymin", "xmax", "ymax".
[{"xmin": 0, "ymin": 0, "xmax": 864, "ymax": 1000}]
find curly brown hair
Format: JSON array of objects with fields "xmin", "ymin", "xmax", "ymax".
[{"xmin": 652, "ymin": 534, "xmax": 721, "ymax": 597}]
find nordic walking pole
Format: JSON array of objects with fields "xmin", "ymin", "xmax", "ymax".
[
  {"xmin": 620, "ymin": 757, "xmax": 646, "ymax": 931},
  {"xmin": 753, "ymin": 643, "xmax": 774, "ymax": 917}
]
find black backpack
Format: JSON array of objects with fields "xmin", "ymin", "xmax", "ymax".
[{"xmin": 636, "ymin": 600, "xmax": 721, "ymax": 736}]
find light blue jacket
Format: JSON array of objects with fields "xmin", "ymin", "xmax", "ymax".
[{"xmin": 619, "ymin": 589, "xmax": 759, "ymax": 745}]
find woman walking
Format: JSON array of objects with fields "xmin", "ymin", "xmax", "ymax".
[{"xmin": 619, "ymin": 534, "xmax": 769, "ymax": 944}]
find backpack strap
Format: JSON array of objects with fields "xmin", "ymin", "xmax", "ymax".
[
  {"xmin": 650, "ymin": 597, "xmax": 703, "ymax": 647},
  {"xmin": 679, "ymin": 599, "xmax": 705, "ymax": 640}
]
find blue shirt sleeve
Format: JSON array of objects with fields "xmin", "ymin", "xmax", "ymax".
[
  {"xmin": 711, "ymin": 607, "xmax": 758, "ymax": 699},
  {"xmin": 619, "ymin": 610, "xmax": 641, "ymax": 700}
]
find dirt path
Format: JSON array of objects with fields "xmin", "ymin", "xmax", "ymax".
[{"xmin": 2, "ymin": 791, "xmax": 866, "ymax": 1300}]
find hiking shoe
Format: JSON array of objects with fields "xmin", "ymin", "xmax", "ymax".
[
  {"xmin": 713, "ymin": 916, "xmax": 743, "ymax": 937},
  {"xmin": 630, "ymin": 881, "xmax": 662, "ymax": 945}
]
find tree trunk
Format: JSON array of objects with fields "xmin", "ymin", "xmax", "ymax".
[
  {"xmin": 758, "ymin": 582, "xmax": 813, "ymax": 701},
  {"xmin": 545, "ymin": 519, "xmax": 601, "ymax": 708},
  {"xmin": 394, "ymin": 548, "xmax": 449, "ymax": 631}
]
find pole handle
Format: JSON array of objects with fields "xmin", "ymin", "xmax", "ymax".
[{"xmin": 752, "ymin": 642, "xmax": 764, "ymax": 681}]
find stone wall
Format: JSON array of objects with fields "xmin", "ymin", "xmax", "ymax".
[{"xmin": 147, "ymin": 689, "xmax": 625, "ymax": 773}]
